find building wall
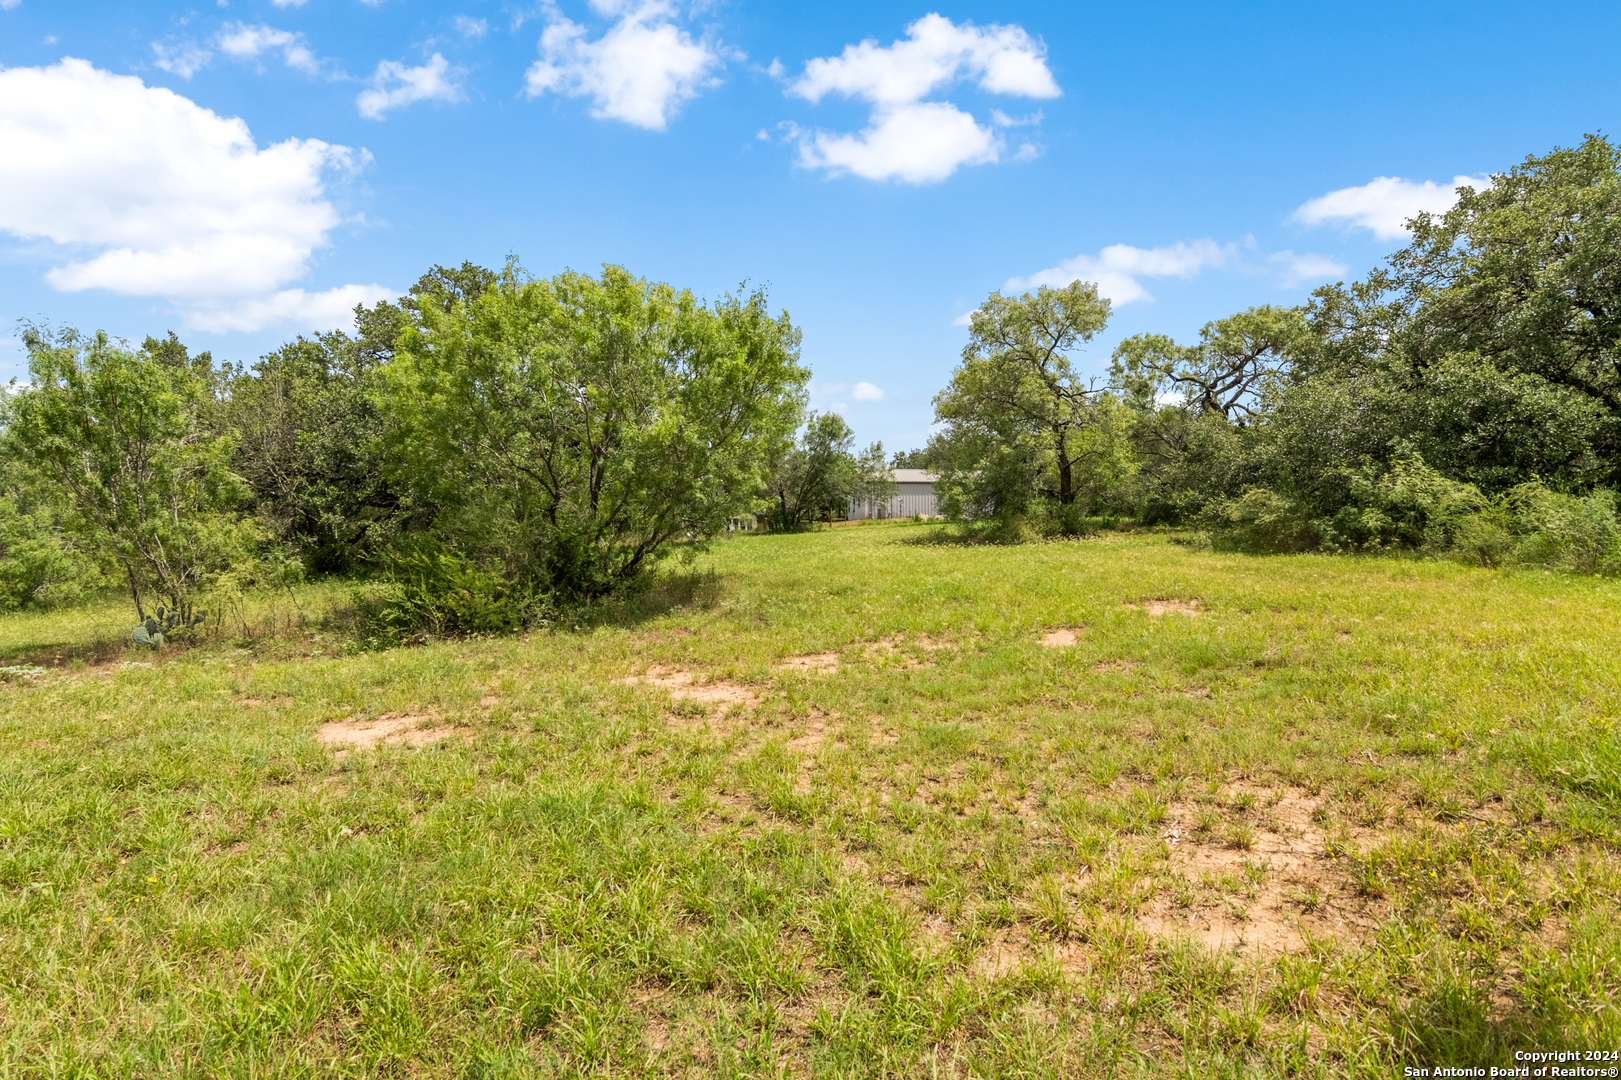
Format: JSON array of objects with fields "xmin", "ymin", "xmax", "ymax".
[{"xmin": 849, "ymin": 482, "xmax": 938, "ymax": 520}]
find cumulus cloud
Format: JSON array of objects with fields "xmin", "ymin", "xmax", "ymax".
[
  {"xmin": 852, "ymin": 381, "xmax": 884, "ymax": 401},
  {"xmin": 789, "ymin": 102, "xmax": 997, "ymax": 184},
  {"xmin": 357, "ymin": 54, "xmax": 463, "ymax": 119},
  {"xmin": 0, "ymin": 58, "xmax": 389, "ymax": 332},
  {"xmin": 1293, "ymin": 174, "xmax": 1489, "ymax": 240},
  {"xmin": 524, "ymin": 1, "xmax": 725, "ymax": 130},
  {"xmin": 216, "ymin": 22, "xmax": 318, "ymax": 73},
  {"xmin": 1007, "ymin": 240, "xmax": 1241, "ymax": 305},
  {"xmin": 782, "ymin": 13, "xmax": 1059, "ymax": 184}
]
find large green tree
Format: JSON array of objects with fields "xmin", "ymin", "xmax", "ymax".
[
  {"xmin": 220, "ymin": 332, "xmax": 408, "ymax": 572},
  {"xmin": 1292, "ymin": 135, "xmax": 1621, "ymax": 491},
  {"xmin": 4, "ymin": 329, "xmax": 255, "ymax": 619},
  {"xmin": 764, "ymin": 412, "xmax": 893, "ymax": 527},
  {"xmin": 931, "ymin": 282, "xmax": 1121, "ymax": 520},
  {"xmin": 381, "ymin": 264, "xmax": 808, "ymax": 597}
]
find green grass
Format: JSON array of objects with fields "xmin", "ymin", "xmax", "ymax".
[{"xmin": 2, "ymin": 521, "xmax": 1619, "ymax": 1077}]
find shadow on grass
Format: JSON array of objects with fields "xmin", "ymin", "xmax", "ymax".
[
  {"xmin": 578, "ymin": 568, "xmax": 725, "ymax": 629},
  {"xmin": 3, "ymin": 635, "xmax": 131, "ymax": 668},
  {"xmin": 897, "ymin": 519, "xmax": 1122, "ymax": 547}
]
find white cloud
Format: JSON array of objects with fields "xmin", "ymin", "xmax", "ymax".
[
  {"xmin": 1007, "ymin": 240, "xmax": 1241, "ymax": 305},
  {"xmin": 186, "ymin": 284, "xmax": 394, "ymax": 334},
  {"xmin": 990, "ymin": 108, "xmax": 1041, "ymax": 127},
  {"xmin": 1293, "ymin": 174, "xmax": 1488, "ymax": 240},
  {"xmin": 792, "ymin": 102, "xmax": 996, "ymax": 184},
  {"xmin": 153, "ymin": 23, "xmax": 323, "ymax": 80},
  {"xmin": 455, "ymin": 15, "xmax": 489, "ymax": 38},
  {"xmin": 271, "ymin": 0, "xmax": 308, "ymax": 7},
  {"xmin": 782, "ymin": 14, "xmax": 1059, "ymax": 184},
  {"xmin": 216, "ymin": 22, "xmax": 318, "ymax": 73},
  {"xmin": 1, "ymin": 0, "xmax": 21, "ymax": 10},
  {"xmin": 357, "ymin": 54, "xmax": 463, "ymax": 119},
  {"xmin": 788, "ymin": 13, "xmax": 1058, "ymax": 106},
  {"xmin": 0, "ymin": 58, "xmax": 387, "ymax": 332},
  {"xmin": 852, "ymin": 381, "xmax": 884, "ymax": 401},
  {"xmin": 152, "ymin": 39, "xmax": 212, "ymax": 79},
  {"xmin": 523, "ymin": 1, "xmax": 725, "ymax": 130},
  {"xmin": 1270, "ymin": 250, "xmax": 1348, "ymax": 288}
]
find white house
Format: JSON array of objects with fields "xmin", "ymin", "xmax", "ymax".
[{"xmin": 848, "ymin": 469, "xmax": 939, "ymax": 520}]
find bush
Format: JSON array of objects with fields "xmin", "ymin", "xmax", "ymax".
[
  {"xmin": 1506, "ymin": 483, "xmax": 1621, "ymax": 574},
  {"xmin": 1206, "ymin": 455, "xmax": 1621, "ymax": 574},
  {"xmin": 1207, "ymin": 487, "xmax": 1322, "ymax": 553},
  {"xmin": 361, "ymin": 537, "xmax": 554, "ymax": 640},
  {"xmin": 0, "ymin": 493, "xmax": 103, "ymax": 610}
]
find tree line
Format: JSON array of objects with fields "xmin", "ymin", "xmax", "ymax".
[
  {"xmin": 917, "ymin": 135, "xmax": 1621, "ymax": 570},
  {"xmin": 0, "ymin": 261, "xmax": 890, "ymax": 632},
  {"xmin": 3, "ymin": 134, "xmax": 1616, "ymax": 634}
]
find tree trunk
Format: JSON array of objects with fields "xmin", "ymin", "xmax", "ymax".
[
  {"xmin": 1056, "ymin": 432, "xmax": 1074, "ymax": 505},
  {"xmin": 122, "ymin": 559, "xmax": 145, "ymax": 620}
]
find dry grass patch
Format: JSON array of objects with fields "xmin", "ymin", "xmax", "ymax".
[{"xmin": 1038, "ymin": 628, "xmax": 1081, "ymax": 647}]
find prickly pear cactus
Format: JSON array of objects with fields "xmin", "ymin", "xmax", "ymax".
[{"xmin": 130, "ymin": 605, "xmax": 200, "ymax": 649}]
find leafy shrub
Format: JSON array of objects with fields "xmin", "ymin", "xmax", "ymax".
[
  {"xmin": 1208, "ymin": 454, "xmax": 1621, "ymax": 574},
  {"xmin": 0, "ymin": 493, "xmax": 103, "ymax": 610},
  {"xmin": 361, "ymin": 536, "xmax": 553, "ymax": 640},
  {"xmin": 1506, "ymin": 483, "xmax": 1621, "ymax": 574},
  {"xmin": 1207, "ymin": 487, "xmax": 1322, "ymax": 553}
]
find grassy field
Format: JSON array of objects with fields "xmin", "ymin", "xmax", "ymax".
[{"xmin": 2, "ymin": 522, "xmax": 1619, "ymax": 1077}]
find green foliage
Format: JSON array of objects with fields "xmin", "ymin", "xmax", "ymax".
[
  {"xmin": 1390, "ymin": 134, "xmax": 1621, "ymax": 477},
  {"xmin": 1210, "ymin": 454, "xmax": 1621, "ymax": 572},
  {"xmin": 3, "ymin": 328, "xmax": 258, "ymax": 619},
  {"xmin": 381, "ymin": 262, "xmax": 807, "ymax": 598},
  {"xmin": 219, "ymin": 332, "xmax": 410, "ymax": 573},
  {"xmin": 765, "ymin": 412, "xmax": 891, "ymax": 528},
  {"xmin": 1112, "ymin": 305, "xmax": 1310, "ymax": 422},
  {"xmin": 357, "ymin": 536, "xmax": 553, "ymax": 640},
  {"xmin": 1117, "ymin": 136, "xmax": 1621, "ymax": 556},
  {"xmin": 932, "ymin": 281, "xmax": 1128, "ymax": 524},
  {"xmin": 0, "ymin": 488, "xmax": 103, "ymax": 610}
]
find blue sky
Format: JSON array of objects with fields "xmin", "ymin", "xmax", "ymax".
[{"xmin": 2, "ymin": 0, "xmax": 1617, "ymax": 453}]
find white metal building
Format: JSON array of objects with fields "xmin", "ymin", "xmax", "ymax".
[{"xmin": 848, "ymin": 469, "xmax": 939, "ymax": 520}]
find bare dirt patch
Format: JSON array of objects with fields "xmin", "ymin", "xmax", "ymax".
[
  {"xmin": 777, "ymin": 652, "xmax": 840, "ymax": 674},
  {"xmin": 624, "ymin": 666, "xmax": 760, "ymax": 710},
  {"xmin": 317, "ymin": 713, "xmax": 458, "ymax": 757},
  {"xmin": 1039, "ymin": 628, "xmax": 1081, "ymax": 647},
  {"xmin": 1139, "ymin": 788, "xmax": 1383, "ymax": 955},
  {"xmin": 786, "ymin": 712, "xmax": 838, "ymax": 752},
  {"xmin": 1129, "ymin": 599, "xmax": 1203, "ymax": 617}
]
